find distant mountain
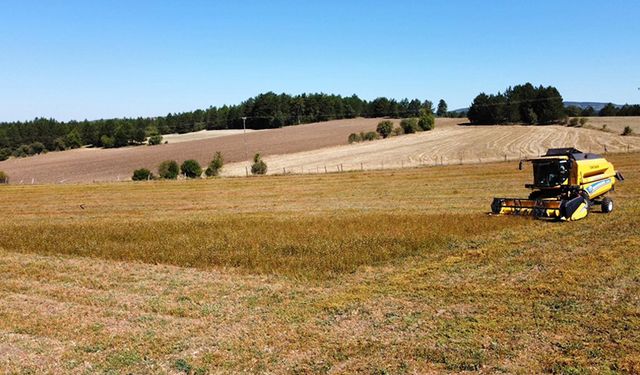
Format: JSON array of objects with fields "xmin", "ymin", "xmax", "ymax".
[
  {"xmin": 562, "ymin": 102, "xmax": 622, "ymax": 111},
  {"xmin": 452, "ymin": 101, "xmax": 624, "ymax": 113}
]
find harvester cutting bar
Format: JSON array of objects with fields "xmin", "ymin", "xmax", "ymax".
[{"xmin": 491, "ymin": 198, "xmax": 561, "ymax": 218}]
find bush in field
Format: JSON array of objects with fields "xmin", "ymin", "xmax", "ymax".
[
  {"xmin": 362, "ymin": 131, "xmax": 379, "ymax": 141},
  {"xmin": 418, "ymin": 110, "xmax": 435, "ymax": 131},
  {"xmin": 400, "ymin": 118, "xmax": 420, "ymax": 134},
  {"xmin": 348, "ymin": 133, "xmax": 361, "ymax": 144},
  {"xmin": 0, "ymin": 148, "xmax": 10, "ymax": 161},
  {"xmin": 392, "ymin": 126, "xmax": 404, "ymax": 136},
  {"xmin": 158, "ymin": 160, "xmax": 180, "ymax": 179},
  {"xmin": 100, "ymin": 135, "xmax": 115, "ymax": 148},
  {"xmin": 132, "ymin": 168, "xmax": 153, "ymax": 181},
  {"xmin": 148, "ymin": 134, "xmax": 163, "ymax": 146},
  {"xmin": 65, "ymin": 129, "xmax": 83, "ymax": 149},
  {"xmin": 205, "ymin": 152, "xmax": 224, "ymax": 177},
  {"xmin": 0, "ymin": 171, "xmax": 8, "ymax": 184},
  {"xmin": 13, "ymin": 145, "xmax": 31, "ymax": 157},
  {"xmin": 568, "ymin": 118, "xmax": 580, "ymax": 127},
  {"xmin": 376, "ymin": 120, "xmax": 394, "ymax": 138},
  {"xmin": 181, "ymin": 159, "xmax": 202, "ymax": 178},
  {"xmin": 29, "ymin": 142, "xmax": 46, "ymax": 155},
  {"xmin": 251, "ymin": 153, "xmax": 267, "ymax": 175},
  {"xmin": 622, "ymin": 126, "xmax": 633, "ymax": 136},
  {"xmin": 53, "ymin": 138, "xmax": 66, "ymax": 151},
  {"xmin": 579, "ymin": 117, "xmax": 588, "ymax": 127}
]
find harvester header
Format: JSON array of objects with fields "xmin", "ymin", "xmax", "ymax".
[{"xmin": 492, "ymin": 148, "xmax": 623, "ymax": 221}]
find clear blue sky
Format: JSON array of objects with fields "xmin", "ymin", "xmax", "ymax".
[{"xmin": 1, "ymin": 0, "xmax": 639, "ymax": 122}]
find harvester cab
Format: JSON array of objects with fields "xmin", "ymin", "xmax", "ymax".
[{"xmin": 492, "ymin": 148, "xmax": 624, "ymax": 221}]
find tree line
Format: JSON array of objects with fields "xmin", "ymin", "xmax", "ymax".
[
  {"xmin": 564, "ymin": 103, "xmax": 640, "ymax": 117},
  {"xmin": 467, "ymin": 83, "xmax": 565, "ymax": 125},
  {"xmin": 0, "ymin": 92, "xmax": 436, "ymax": 160}
]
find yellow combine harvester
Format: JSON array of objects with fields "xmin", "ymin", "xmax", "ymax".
[{"xmin": 491, "ymin": 148, "xmax": 624, "ymax": 221}]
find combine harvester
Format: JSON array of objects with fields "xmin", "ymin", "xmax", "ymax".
[{"xmin": 492, "ymin": 148, "xmax": 624, "ymax": 221}]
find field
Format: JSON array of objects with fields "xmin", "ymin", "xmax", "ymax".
[
  {"xmin": 577, "ymin": 116, "xmax": 640, "ymax": 134},
  {"xmin": 161, "ymin": 129, "xmax": 259, "ymax": 144},
  {"xmin": 221, "ymin": 118, "xmax": 640, "ymax": 176},
  {"xmin": 0, "ymin": 118, "xmax": 383, "ymax": 184},
  {"xmin": 1, "ymin": 117, "xmax": 639, "ymax": 183},
  {"xmin": 0, "ymin": 152, "xmax": 639, "ymax": 373}
]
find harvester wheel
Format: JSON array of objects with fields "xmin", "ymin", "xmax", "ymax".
[{"xmin": 601, "ymin": 197, "xmax": 614, "ymax": 213}]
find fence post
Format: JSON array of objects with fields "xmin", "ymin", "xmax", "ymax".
[
  {"xmin": 361, "ymin": 162, "xmax": 363, "ymax": 171},
  {"xmin": 504, "ymin": 154, "xmax": 507, "ymax": 162},
  {"xmin": 324, "ymin": 165, "xmax": 327, "ymax": 173},
  {"xmin": 283, "ymin": 167, "xmax": 286, "ymax": 174},
  {"xmin": 340, "ymin": 163, "xmax": 343, "ymax": 172},
  {"xmin": 245, "ymin": 166, "xmax": 248, "ymax": 177}
]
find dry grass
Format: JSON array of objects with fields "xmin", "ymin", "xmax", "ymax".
[
  {"xmin": 220, "ymin": 120, "xmax": 640, "ymax": 176},
  {"xmin": 577, "ymin": 116, "xmax": 640, "ymax": 134},
  {"xmin": 0, "ymin": 153, "xmax": 639, "ymax": 373}
]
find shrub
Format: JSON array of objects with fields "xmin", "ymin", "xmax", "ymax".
[
  {"xmin": 205, "ymin": 152, "xmax": 224, "ymax": 177},
  {"xmin": 601, "ymin": 124, "xmax": 608, "ymax": 131},
  {"xmin": 158, "ymin": 160, "xmax": 180, "ymax": 179},
  {"xmin": 579, "ymin": 117, "xmax": 588, "ymax": 126},
  {"xmin": 251, "ymin": 153, "xmax": 267, "ymax": 175},
  {"xmin": 418, "ymin": 111, "xmax": 435, "ymax": 131},
  {"xmin": 0, "ymin": 148, "xmax": 10, "ymax": 161},
  {"xmin": 53, "ymin": 137, "xmax": 66, "ymax": 151},
  {"xmin": 348, "ymin": 133, "xmax": 361, "ymax": 144},
  {"xmin": 100, "ymin": 135, "xmax": 115, "ymax": 148},
  {"xmin": 558, "ymin": 116, "xmax": 568, "ymax": 125},
  {"xmin": 400, "ymin": 118, "xmax": 420, "ymax": 134},
  {"xmin": 29, "ymin": 142, "xmax": 46, "ymax": 155},
  {"xmin": 363, "ymin": 131, "xmax": 379, "ymax": 141},
  {"xmin": 132, "ymin": 168, "xmax": 153, "ymax": 181},
  {"xmin": 376, "ymin": 121, "xmax": 394, "ymax": 138},
  {"xmin": 181, "ymin": 159, "xmax": 202, "ymax": 178},
  {"xmin": 392, "ymin": 126, "xmax": 404, "ymax": 136},
  {"xmin": 13, "ymin": 145, "xmax": 31, "ymax": 157},
  {"xmin": 568, "ymin": 118, "xmax": 579, "ymax": 127},
  {"xmin": 622, "ymin": 126, "xmax": 633, "ymax": 136},
  {"xmin": 0, "ymin": 171, "xmax": 8, "ymax": 184},
  {"xmin": 148, "ymin": 134, "xmax": 163, "ymax": 146},
  {"xmin": 65, "ymin": 129, "xmax": 83, "ymax": 149}
]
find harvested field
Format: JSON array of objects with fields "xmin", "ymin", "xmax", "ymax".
[
  {"xmin": 222, "ymin": 120, "xmax": 640, "ymax": 176},
  {"xmin": 161, "ymin": 129, "xmax": 259, "ymax": 144},
  {"xmin": 0, "ymin": 118, "xmax": 385, "ymax": 184},
  {"xmin": 1, "ymin": 117, "xmax": 639, "ymax": 183},
  {"xmin": 0, "ymin": 153, "xmax": 638, "ymax": 373},
  {"xmin": 576, "ymin": 116, "xmax": 640, "ymax": 134}
]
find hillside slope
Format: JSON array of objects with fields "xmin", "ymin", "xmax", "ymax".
[
  {"xmin": 221, "ymin": 118, "xmax": 640, "ymax": 176},
  {"xmin": 0, "ymin": 118, "xmax": 383, "ymax": 184},
  {"xmin": 1, "ymin": 117, "xmax": 639, "ymax": 183}
]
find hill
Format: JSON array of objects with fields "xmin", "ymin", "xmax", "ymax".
[
  {"xmin": 0, "ymin": 118, "xmax": 383, "ymax": 184},
  {"xmin": 563, "ymin": 101, "xmax": 623, "ymax": 111},
  {"xmin": 219, "ymin": 117, "xmax": 640, "ymax": 176},
  {"xmin": 2, "ymin": 117, "xmax": 639, "ymax": 183}
]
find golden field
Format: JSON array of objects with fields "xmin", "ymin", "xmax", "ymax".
[{"xmin": 0, "ymin": 152, "xmax": 639, "ymax": 373}]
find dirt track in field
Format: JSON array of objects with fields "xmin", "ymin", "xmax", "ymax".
[
  {"xmin": 0, "ymin": 118, "xmax": 384, "ymax": 184},
  {"xmin": 1, "ymin": 117, "xmax": 639, "ymax": 183}
]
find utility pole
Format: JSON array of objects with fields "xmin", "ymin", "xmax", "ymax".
[{"xmin": 242, "ymin": 117, "xmax": 248, "ymax": 162}]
